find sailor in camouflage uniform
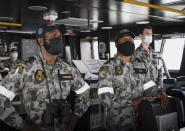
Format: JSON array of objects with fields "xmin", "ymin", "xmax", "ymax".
[
  {"xmin": 135, "ymin": 25, "xmax": 163, "ymax": 88},
  {"xmin": 0, "ymin": 24, "xmax": 90, "ymax": 131},
  {"xmin": 98, "ymin": 29, "xmax": 168, "ymax": 131},
  {"xmin": 0, "ymin": 47, "xmax": 21, "ymax": 78}
]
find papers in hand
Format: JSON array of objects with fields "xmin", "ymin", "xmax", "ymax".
[
  {"xmin": 72, "ymin": 60, "xmax": 105, "ymax": 74},
  {"xmin": 84, "ymin": 72, "xmax": 98, "ymax": 80},
  {"xmin": 0, "ymin": 85, "xmax": 15, "ymax": 101},
  {"xmin": 143, "ymin": 80, "xmax": 156, "ymax": 91}
]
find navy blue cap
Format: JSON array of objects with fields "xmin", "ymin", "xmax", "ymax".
[
  {"xmin": 36, "ymin": 24, "xmax": 66, "ymax": 38},
  {"xmin": 10, "ymin": 47, "xmax": 17, "ymax": 52}
]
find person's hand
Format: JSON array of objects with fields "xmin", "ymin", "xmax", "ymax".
[
  {"xmin": 131, "ymin": 96, "xmax": 153, "ymax": 106},
  {"xmin": 64, "ymin": 113, "xmax": 80, "ymax": 131},
  {"xmin": 155, "ymin": 91, "xmax": 169, "ymax": 108}
]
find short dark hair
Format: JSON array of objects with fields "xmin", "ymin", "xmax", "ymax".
[{"xmin": 140, "ymin": 25, "xmax": 152, "ymax": 34}]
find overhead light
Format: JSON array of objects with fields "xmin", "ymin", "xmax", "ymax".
[
  {"xmin": 0, "ymin": 17, "xmax": 14, "ymax": 21},
  {"xmin": 60, "ymin": 11, "xmax": 71, "ymax": 14},
  {"xmin": 0, "ymin": 29, "xmax": 35, "ymax": 34},
  {"xmin": 176, "ymin": 15, "xmax": 185, "ymax": 19},
  {"xmin": 27, "ymin": 6, "xmax": 47, "ymax": 11},
  {"xmin": 101, "ymin": 27, "xmax": 112, "ymax": 30},
  {"xmin": 0, "ymin": 25, "xmax": 7, "ymax": 29},
  {"xmin": 136, "ymin": 21, "xmax": 150, "ymax": 24},
  {"xmin": 80, "ymin": 30, "xmax": 91, "ymax": 32},
  {"xmin": 54, "ymin": 17, "xmax": 103, "ymax": 26}
]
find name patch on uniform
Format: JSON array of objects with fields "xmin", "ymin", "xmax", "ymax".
[
  {"xmin": 134, "ymin": 68, "xmax": 147, "ymax": 74},
  {"xmin": 115, "ymin": 66, "xmax": 123, "ymax": 75},
  {"xmin": 60, "ymin": 74, "xmax": 73, "ymax": 80},
  {"xmin": 35, "ymin": 69, "xmax": 45, "ymax": 83}
]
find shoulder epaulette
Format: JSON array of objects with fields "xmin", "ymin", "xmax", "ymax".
[
  {"xmin": 23, "ymin": 56, "xmax": 36, "ymax": 64},
  {"xmin": 104, "ymin": 58, "xmax": 115, "ymax": 64},
  {"xmin": 135, "ymin": 57, "xmax": 142, "ymax": 62}
]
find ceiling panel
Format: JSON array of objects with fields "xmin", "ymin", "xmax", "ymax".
[{"xmin": 0, "ymin": 0, "xmax": 184, "ymax": 34}]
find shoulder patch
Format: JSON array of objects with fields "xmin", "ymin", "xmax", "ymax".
[
  {"xmin": 18, "ymin": 64, "xmax": 25, "ymax": 73},
  {"xmin": 23, "ymin": 56, "xmax": 36, "ymax": 63},
  {"xmin": 100, "ymin": 66, "xmax": 109, "ymax": 72}
]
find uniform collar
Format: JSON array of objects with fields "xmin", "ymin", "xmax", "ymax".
[
  {"xmin": 139, "ymin": 44, "xmax": 155, "ymax": 54},
  {"xmin": 39, "ymin": 53, "xmax": 62, "ymax": 68},
  {"xmin": 115, "ymin": 54, "xmax": 136, "ymax": 67}
]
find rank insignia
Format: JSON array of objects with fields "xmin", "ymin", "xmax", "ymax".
[
  {"xmin": 153, "ymin": 54, "xmax": 157, "ymax": 59},
  {"xmin": 115, "ymin": 66, "xmax": 123, "ymax": 75},
  {"xmin": 18, "ymin": 65, "xmax": 25, "ymax": 73},
  {"xmin": 101, "ymin": 66, "xmax": 109, "ymax": 72},
  {"xmin": 35, "ymin": 70, "xmax": 45, "ymax": 83},
  {"xmin": 134, "ymin": 51, "xmax": 138, "ymax": 57},
  {"xmin": 142, "ymin": 53, "xmax": 147, "ymax": 59}
]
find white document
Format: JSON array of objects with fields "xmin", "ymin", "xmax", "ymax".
[
  {"xmin": 83, "ymin": 60, "xmax": 102, "ymax": 73},
  {"xmin": 73, "ymin": 60, "xmax": 106, "ymax": 74},
  {"xmin": 72, "ymin": 60, "xmax": 89, "ymax": 74},
  {"xmin": 143, "ymin": 80, "xmax": 156, "ymax": 91},
  {"xmin": 84, "ymin": 72, "xmax": 99, "ymax": 80},
  {"xmin": 0, "ymin": 85, "xmax": 15, "ymax": 101}
]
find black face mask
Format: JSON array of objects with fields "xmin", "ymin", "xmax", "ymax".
[
  {"xmin": 44, "ymin": 36, "xmax": 62, "ymax": 55},
  {"xmin": 117, "ymin": 41, "xmax": 135, "ymax": 56}
]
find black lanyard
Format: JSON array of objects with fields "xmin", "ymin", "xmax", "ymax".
[
  {"xmin": 39, "ymin": 56, "xmax": 64, "ymax": 103},
  {"xmin": 39, "ymin": 56, "xmax": 52, "ymax": 104}
]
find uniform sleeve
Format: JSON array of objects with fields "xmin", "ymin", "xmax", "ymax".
[
  {"xmin": 143, "ymin": 82, "xmax": 162, "ymax": 97},
  {"xmin": 153, "ymin": 52, "xmax": 163, "ymax": 90},
  {"xmin": 97, "ymin": 65, "xmax": 114, "ymax": 107},
  {"xmin": 0, "ymin": 65, "xmax": 25, "ymax": 129},
  {"xmin": 71, "ymin": 67, "xmax": 90, "ymax": 117},
  {"xmin": 157, "ymin": 68, "xmax": 163, "ymax": 88}
]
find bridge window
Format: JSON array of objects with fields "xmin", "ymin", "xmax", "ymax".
[{"xmin": 162, "ymin": 38, "xmax": 185, "ymax": 70}]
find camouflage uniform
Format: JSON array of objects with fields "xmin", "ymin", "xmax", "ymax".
[
  {"xmin": 135, "ymin": 45, "xmax": 163, "ymax": 87},
  {"xmin": 0, "ymin": 55, "xmax": 90, "ymax": 130},
  {"xmin": 98, "ymin": 54, "xmax": 160, "ymax": 131}
]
